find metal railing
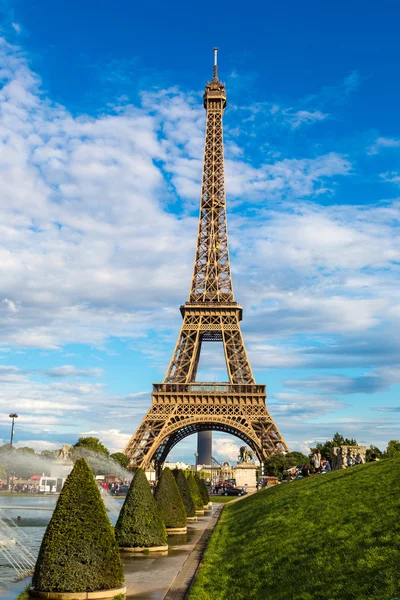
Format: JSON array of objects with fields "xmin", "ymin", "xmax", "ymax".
[{"xmin": 153, "ymin": 383, "xmax": 266, "ymax": 394}]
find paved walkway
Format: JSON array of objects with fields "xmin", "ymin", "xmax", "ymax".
[{"xmin": 124, "ymin": 504, "xmax": 223, "ymax": 600}]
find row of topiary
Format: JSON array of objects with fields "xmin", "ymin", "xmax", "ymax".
[{"xmin": 30, "ymin": 458, "xmax": 210, "ymax": 597}]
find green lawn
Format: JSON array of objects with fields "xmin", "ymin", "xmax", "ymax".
[
  {"xmin": 210, "ymin": 496, "xmax": 235, "ymax": 504},
  {"xmin": 189, "ymin": 458, "xmax": 400, "ymax": 600}
]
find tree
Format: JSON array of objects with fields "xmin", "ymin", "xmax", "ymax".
[
  {"xmin": 110, "ymin": 452, "xmax": 130, "ymax": 469},
  {"xmin": 115, "ymin": 468, "xmax": 167, "ymax": 548},
  {"xmin": 385, "ymin": 440, "xmax": 400, "ymax": 459},
  {"xmin": 32, "ymin": 458, "xmax": 124, "ymax": 593},
  {"xmin": 366, "ymin": 445, "xmax": 383, "ymax": 461},
  {"xmin": 309, "ymin": 433, "xmax": 358, "ymax": 460},
  {"xmin": 172, "ymin": 469, "xmax": 196, "ymax": 518},
  {"xmin": 195, "ymin": 473, "xmax": 210, "ymax": 505},
  {"xmin": 40, "ymin": 450, "xmax": 57, "ymax": 460},
  {"xmin": 187, "ymin": 472, "xmax": 204, "ymax": 511},
  {"xmin": 73, "ymin": 437, "xmax": 110, "ymax": 456},
  {"xmin": 155, "ymin": 468, "xmax": 187, "ymax": 529},
  {"xmin": 17, "ymin": 446, "xmax": 35, "ymax": 455},
  {"xmin": 264, "ymin": 452, "xmax": 310, "ymax": 478}
]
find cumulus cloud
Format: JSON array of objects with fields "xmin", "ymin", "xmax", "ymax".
[
  {"xmin": 368, "ymin": 136, "xmax": 400, "ymax": 155},
  {"xmin": 213, "ymin": 436, "xmax": 241, "ymax": 462},
  {"xmin": 45, "ymin": 365, "xmax": 104, "ymax": 378},
  {"xmin": 0, "ymin": 36, "xmax": 399, "ymax": 456}
]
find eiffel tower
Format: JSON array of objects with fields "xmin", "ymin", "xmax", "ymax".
[{"xmin": 124, "ymin": 49, "xmax": 289, "ymax": 472}]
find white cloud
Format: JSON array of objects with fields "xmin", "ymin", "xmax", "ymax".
[
  {"xmin": 368, "ymin": 136, "xmax": 400, "ymax": 155},
  {"xmin": 286, "ymin": 109, "xmax": 329, "ymax": 129},
  {"xmin": 46, "ymin": 365, "xmax": 103, "ymax": 378},
  {"xmin": 0, "ymin": 36, "xmax": 399, "ymax": 455},
  {"xmin": 0, "ymin": 36, "xmax": 356, "ymax": 352},
  {"xmin": 213, "ymin": 436, "xmax": 241, "ymax": 462}
]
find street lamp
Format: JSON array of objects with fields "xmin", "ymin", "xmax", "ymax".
[
  {"xmin": 194, "ymin": 452, "xmax": 198, "ymax": 472},
  {"xmin": 7, "ymin": 414, "xmax": 18, "ymax": 492},
  {"xmin": 9, "ymin": 413, "xmax": 18, "ymax": 449}
]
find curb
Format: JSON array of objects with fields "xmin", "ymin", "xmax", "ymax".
[
  {"xmin": 29, "ymin": 586, "xmax": 127, "ymax": 599},
  {"xmin": 120, "ymin": 545, "xmax": 168, "ymax": 553},
  {"xmin": 166, "ymin": 527, "xmax": 187, "ymax": 534},
  {"xmin": 164, "ymin": 504, "xmax": 224, "ymax": 600}
]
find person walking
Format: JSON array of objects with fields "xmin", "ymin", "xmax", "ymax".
[{"xmin": 311, "ymin": 451, "xmax": 321, "ymax": 473}]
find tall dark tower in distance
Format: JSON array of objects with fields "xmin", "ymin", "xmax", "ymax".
[
  {"xmin": 197, "ymin": 430, "xmax": 212, "ymax": 466},
  {"xmin": 124, "ymin": 49, "xmax": 289, "ymax": 474}
]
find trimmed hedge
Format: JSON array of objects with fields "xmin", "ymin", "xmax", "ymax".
[
  {"xmin": 172, "ymin": 469, "xmax": 196, "ymax": 517},
  {"xmin": 187, "ymin": 472, "xmax": 204, "ymax": 511},
  {"xmin": 155, "ymin": 468, "xmax": 187, "ymax": 528},
  {"xmin": 115, "ymin": 468, "xmax": 167, "ymax": 548},
  {"xmin": 32, "ymin": 458, "xmax": 124, "ymax": 593},
  {"xmin": 195, "ymin": 473, "xmax": 210, "ymax": 505}
]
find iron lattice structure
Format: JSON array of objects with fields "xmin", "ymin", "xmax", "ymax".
[{"xmin": 124, "ymin": 51, "xmax": 289, "ymax": 471}]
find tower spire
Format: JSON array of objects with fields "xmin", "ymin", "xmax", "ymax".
[{"xmin": 213, "ymin": 47, "xmax": 218, "ymax": 81}]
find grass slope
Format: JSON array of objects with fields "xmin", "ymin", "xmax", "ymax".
[{"xmin": 189, "ymin": 458, "xmax": 400, "ymax": 600}]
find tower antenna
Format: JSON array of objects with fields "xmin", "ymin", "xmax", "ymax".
[{"xmin": 213, "ymin": 47, "xmax": 218, "ymax": 81}]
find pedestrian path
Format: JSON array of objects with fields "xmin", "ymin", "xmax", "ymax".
[{"xmin": 124, "ymin": 504, "xmax": 223, "ymax": 599}]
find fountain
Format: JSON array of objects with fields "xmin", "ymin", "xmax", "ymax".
[{"xmin": 0, "ymin": 516, "xmax": 37, "ymax": 581}]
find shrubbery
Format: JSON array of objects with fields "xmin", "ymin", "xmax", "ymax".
[
  {"xmin": 114, "ymin": 467, "xmax": 166, "ymax": 548},
  {"xmin": 194, "ymin": 473, "xmax": 209, "ymax": 505},
  {"xmin": 172, "ymin": 469, "xmax": 196, "ymax": 517},
  {"xmin": 32, "ymin": 458, "xmax": 124, "ymax": 593},
  {"xmin": 187, "ymin": 472, "xmax": 204, "ymax": 511},
  {"xmin": 155, "ymin": 468, "xmax": 187, "ymax": 528}
]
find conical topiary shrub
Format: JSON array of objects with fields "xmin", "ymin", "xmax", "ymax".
[
  {"xmin": 155, "ymin": 468, "xmax": 187, "ymax": 532},
  {"xmin": 195, "ymin": 473, "xmax": 210, "ymax": 506},
  {"xmin": 187, "ymin": 472, "xmax": 205, "ymax": 514},
  {"xmin": 172, "ymin": 469, "xmax": 197, "ymax": 520},
  {"xmin": 114, "ymin": 467, "xmax": 167, "ymax": 551},
  {"xmin": 31, "ymin": 458, "xmax": 125, "ymax": 595}
]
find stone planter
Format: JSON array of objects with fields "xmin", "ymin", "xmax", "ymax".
[
  {"xmin": 120, "ymin": 545, "xmax": 168, "ymax": 553},
  {"xmin": 165, "ymin": 526, "xmax": 187, "ymax": 534},
  {"xmin": 29, "ymin": 586, "xmax": 127, "ymax": 599},
  {"xmin": 187, "ymin": 516, "xmax": 198, "ymax": 521},
  {"xmin": 195, "ymin": 509, "xmax": 205, "ymax": 515}
]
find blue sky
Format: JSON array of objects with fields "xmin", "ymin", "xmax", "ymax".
[{"xmin": 0, "ymin": 0, "xmax": 399, "ymax": 462}]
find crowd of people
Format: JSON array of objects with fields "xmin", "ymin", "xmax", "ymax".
[{"xmin": 1, "ymin": 482, "xmax": 39, "ymax": 493}]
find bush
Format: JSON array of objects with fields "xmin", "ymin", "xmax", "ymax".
[
  {"xmin": 114, "ymin": 468, "xmax": 167, "ymax": 548},
  {"xmin": 187, "ymin": 472, "xmax": 204, "ymax": 511},
  {"xmin": 172, "ymin": 469, "xmax": 196, "ymax": 517},
  {"xmin": 32, "ymin": 458, "xmax": 124, "ymax": 593},
  {"xmin": 194, "ymin": 473, "xmax": 209, "ymax": 505},
  {"xmin": 155, "ymin": 468, "xmax": 187, "ymax": 528}
]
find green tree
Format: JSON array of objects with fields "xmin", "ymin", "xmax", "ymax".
[
  {"xmin": 73, "ymin": 437, "xmax": 110, "ymax": 455},
  {"xmin": 172, "ymin": 469, "xmax": 196, "ymax": 518},
  {"xmin": 264, "ymin": 452, "xmax": 310, "ymax": 478},
  {"xmin": 32, "ymin": 458, "xmax": 124, "ymax": 593},
  {"xmin": 40, "ymin": 450, "xmax": 57, "ymax": 460},
  {"xmin": 115, "ymin": 468, "xmax": 167, "ymax": 548},
  {"xmin": 110, "ymin": 452, "xmax": 129, "ymax": 469},
  {"xmin": 155, "ymin": 468, "xmax": 187, "ymax": 528},
  {"xmin": 187, "ymin": 472, "xmax": 204, "ymax": 511},
  {"xmin": 366, "ymin": 445, "xmax": 383, "ymax": 461},
  {"xmin": 385, "ymin": 440, "xmax": 400, "ymax": 459},
  {"xmin": 16, "ymin": 447, "xmax": 35, "ymax": 455},
  {"xmin": 195, "ymin": 473, "xmax": 209, "ymax": 505},
  {"xmin": 310, "ymin": 433, "xmax": 358, "ymax": 459}
]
